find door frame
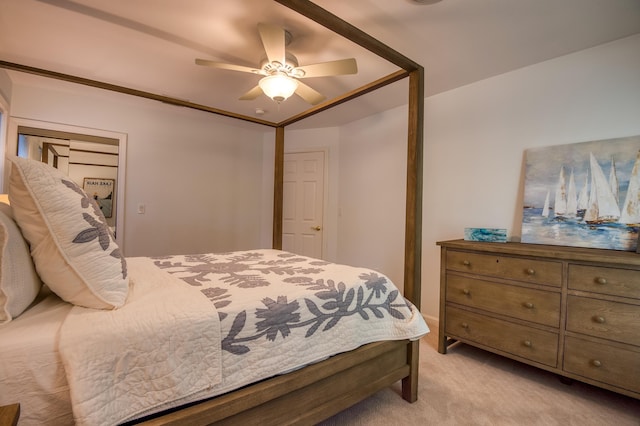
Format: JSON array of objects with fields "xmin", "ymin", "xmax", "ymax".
[
  {"xmin": 4, "ymin": 117, "xmax": 128, "ymax": 250},
  {"xmin": 284, "ymin": 148, "xmax": 331, "ymax": 259}
]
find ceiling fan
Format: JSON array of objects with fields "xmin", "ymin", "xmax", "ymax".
[{"xmin": 195, "ymin": 23, "xmax": 358, "ymax": 105}]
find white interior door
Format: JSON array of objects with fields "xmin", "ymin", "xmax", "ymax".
[{"xmin": 282, "ymin": 151, "xmax": 325, "ymax": 258}]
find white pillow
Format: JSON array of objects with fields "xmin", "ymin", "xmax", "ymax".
[
  {"xmin": 8, "ymin": 156, "xmax": 128, "ymax": 309},
  {"xmin": 0, "ymin": 203, "xmax": 43, "ymax": 323}
]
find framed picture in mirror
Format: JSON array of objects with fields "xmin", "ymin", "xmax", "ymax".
[{"xmin": 83, "ymin": 178, "xmax": 115, "ymax": 218}]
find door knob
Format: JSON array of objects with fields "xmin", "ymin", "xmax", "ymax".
[{"xmin": 311, "ymin": 226, "xmax": 321, "ymax": 231}]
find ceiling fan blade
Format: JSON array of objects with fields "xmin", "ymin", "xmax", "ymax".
[
  {"xmin": 294, "ymin": 58, "xmax": 358, "ymax": 78},
  {"xmin": 195, "ymin": 58, "xmax": 262, "ymax": 74},
  {"xmin": 257, "ymin": 23, "xmax": 285, "ymax": 65},
  {"xmin": 295, "ymin": 81, "xmax": 326, "ymax": 105},
  {"xmin": 239, "ymin": 85, "xmax": 264, "ymax": 101}
]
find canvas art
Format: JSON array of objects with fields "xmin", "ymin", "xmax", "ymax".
[{"xmin": 521, "ymin": 135, "xmax": 640, "ymax": 251}]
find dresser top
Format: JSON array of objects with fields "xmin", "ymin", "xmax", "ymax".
[{"xmin": 437, "ymin": 239, "xmax": 640, "ymax": 267}]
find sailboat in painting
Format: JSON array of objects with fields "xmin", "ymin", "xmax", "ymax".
[
  {"xmin": 609, "ymin": 157, "xmax": 619, "ymax": 206},
  {"xmin": 620, "ymin": 150, "xmax": 640, "ymax": 226},
  {"xmin": 577, "ymin": 173, "xmax": 589, "ymax": 217},
  {"xmin": 583, "ymin": 152, "xmax": 621, "ymax": 224},
  {"xmin": 566, "ymin": 169, "xmax": 578, "ymax": 217},
  {"xmin": 553, "ymin": 167, "xmax": 578, "ymax": 218},
  {"xmin": 554, "ymin": 167, "xmax": 567, "ymax": 217},
  {"xmin": 542, "ymin": 190, "xmax": 550, "ymax": 217}
]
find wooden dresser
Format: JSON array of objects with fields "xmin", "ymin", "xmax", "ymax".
[
  {"xmin": 0, "ymin": 404, "xmax": 20, "ymax": 426},
  {"xmin": 437, "ymin": 239, "xmax": 640, "ymax": 399}
]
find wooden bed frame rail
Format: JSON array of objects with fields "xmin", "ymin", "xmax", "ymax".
[{"xmin": 137, "ymin": 340, "xmax": 411, "ymax": 425}]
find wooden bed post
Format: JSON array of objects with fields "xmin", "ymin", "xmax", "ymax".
[
  {"xmin": 401, "ymin": 67, "xmax": 425, "ymax": 403},
  {"xmin": 403, "ymin": 69, "xmax": 424, "ymax": 310},
  {"xmin": 275, "ymin": 0, "xmax": 426, "ymax": 406},
  {"xmin": 272, "ymin": 126, "xmax": 285, "ymax": 250}
]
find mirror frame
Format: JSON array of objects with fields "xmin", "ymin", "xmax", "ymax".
[{"xmin": 3, "ymin": 117, "xmax": 127, "ymax": 250}]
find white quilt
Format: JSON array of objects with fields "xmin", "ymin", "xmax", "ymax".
[
  {"xmin": 55, "ymin": 250, "xmax": 428, "ymax": 425},
  {"xmin": 58, "ymin": 257, "xmax": 222, "ymax": 426},
  {"xmin": 139, "ymin": 249, "xmax": 429, "ymax": 416}
]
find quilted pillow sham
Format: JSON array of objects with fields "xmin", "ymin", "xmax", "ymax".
[
  {"xmin": 0, "ymin": 202, "xmax": 42, "ymax": 323},
  {"xmin": 8, "ymin": 156, "xmax": 128, "ymax": 309}
]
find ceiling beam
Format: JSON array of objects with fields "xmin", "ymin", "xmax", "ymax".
[
  {"xmin": 278, "ymin": 69, "xmax": 409, "ymax": 127},
  {"xmin": 0, "ymin": 60, "xmax": 277, "ymax": 128},
  {"xmin": 274, "ymin": 0, "xmax": 422, "ymax": 72}
]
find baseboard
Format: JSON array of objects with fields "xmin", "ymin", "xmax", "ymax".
[{"xmin": 422, "ymin": 314, "xmax": 438, "ymax": 326}]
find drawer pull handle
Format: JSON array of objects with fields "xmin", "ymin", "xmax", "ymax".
[
  {"xmin": 523, "ymin": 340, "xmax": 532, "ymax": 347},
  {"xmin": 526, "ymin": 268, "xmax": 535, "ymax": 276},
  {"xmin": 593, "ymin": 316, "xmax": 606, "ymax": 324},
  {"xmin": 595, "ymin": 277, "xmax": 607, "ymax": 285},
  {"xmin": 462, "ymin": 260, "xmax": 471, "ymax": 266},
  {"xmin": 524, "ymin": 302, "xmax": 535, "ymax": 309},
  {"xmin": 592, "ymin": 360, "xmax": 602, "ymax": 368},
  {"xmin": 462, "ymin": 289, "xmax": 470, "ymax": 295},
  {"xmin": 461, "ymin": 322, "xmax": 469, "ymax": 329}
]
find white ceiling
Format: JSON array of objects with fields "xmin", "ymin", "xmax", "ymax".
[{"xmin": 1, "ymin": 0, "xmax": 639, "ymax": 129}]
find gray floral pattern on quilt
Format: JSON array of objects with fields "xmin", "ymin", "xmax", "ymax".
[
  {"xmin": 152, "ymin": 250, "xmax": 414, "ymax": 355},
  {"xmin": 63, "ymin": 179, "xmax": 127, "ymax": 278}
]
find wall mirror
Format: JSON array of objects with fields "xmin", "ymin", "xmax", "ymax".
[{"xmin": 3, "ymin": 118, "xmax": 127, "ymax": 249}]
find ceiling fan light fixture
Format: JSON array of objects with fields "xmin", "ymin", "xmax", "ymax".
[{"xmin": 259, "ymin": 73, "xmax": 298, "ymax": 103}]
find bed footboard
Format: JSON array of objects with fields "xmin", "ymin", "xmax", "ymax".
[{"xmin": 136, "ymin": 339, "xmax": 416, "ymax": 426}]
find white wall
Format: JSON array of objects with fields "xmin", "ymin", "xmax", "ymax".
[
  {"xmin": 6, "ymin": 76, "xmax": 271, "ymax": 257},
  {"xmin": 337, "ymin": 108, "xmax": 408, "ymax": 288},
  {"xmin": 334, "ymin": 34, "xmax": 640, "ymax": 318}
]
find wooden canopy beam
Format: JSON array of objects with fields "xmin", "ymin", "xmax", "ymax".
[
  {"xmin": 277, "ymin": 69, "xmax": 409, "ymax": 127},
  {"xmin": 0, "ymin": 60, "xmax": 276, "ymax": 127},
  {"xmin": 274, "ymin": 0, "xmax": 422, "ymax": 71}
]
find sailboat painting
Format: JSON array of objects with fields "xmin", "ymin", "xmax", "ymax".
[{"xmin": 521, "ymin": 135, "xmax": 640, "ymax": 251}]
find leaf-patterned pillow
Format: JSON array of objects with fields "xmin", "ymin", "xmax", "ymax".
[
  {"xmin": 8, "ymin": 156, "xmax": 128, "ymax": 309},
  {"xmin": 0, "ymin": 203, "xmax": 42, "ymax": 323}
]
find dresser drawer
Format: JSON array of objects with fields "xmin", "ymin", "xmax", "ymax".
[
  {"xmin": 446, "ymin": 275, "xmax": 561, "ymax": 327},
  {"xmin": 446, "ymin": 250, "xmax": 562, "ymax": 287},
  {"xmin": 445, "ymin": 306, "xmax": 558, "ymax": 367},
  {"xmin": 564, "ymin": 336, "xmax": 640, "ymax": 394},
  {"xmin": 566, "ymin": 295, "xmax": 640, "ymax": 346},
  {"xmin": 568, "ymin": 265, "xmax": 640, "ymax": 300}
]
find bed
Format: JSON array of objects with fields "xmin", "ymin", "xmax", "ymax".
[
  {"xmin": 0, "ymin": 1, "xmax": 425, "ymax": 425},
  {"xmin": 0, "ymin": 187, "xmax": 427, "ymax": 425},
  {"xmin": 0, "ymin": 229, "xmax": 427, "ymax": 425}
]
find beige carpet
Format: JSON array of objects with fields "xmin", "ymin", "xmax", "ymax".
[{"xmin": 319, "ymin": 319, "xmax": 640, "ymax": 426}]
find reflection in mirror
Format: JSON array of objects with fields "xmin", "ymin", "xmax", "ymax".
[
  {"xmin": 18, "ymin": 135, "xmax": 70, "ymax": 175},
  {"xmin": 16, "ymin": 126, "xmax": 120, "ymax": 236}
]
